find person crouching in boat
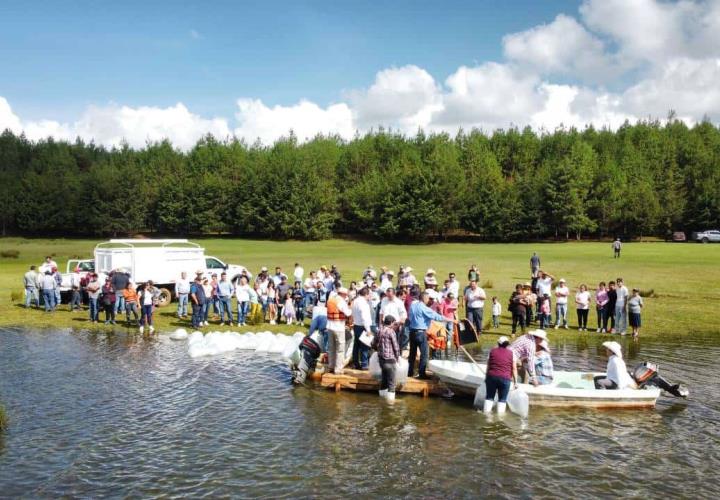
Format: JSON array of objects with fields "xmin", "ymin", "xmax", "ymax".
[
  {"xmin": 534, "ymin": 340, "xmax": 554, "ymax": 385},
  {"xmin": 372, "ymin": 315, "xmax": 400, "ymax": 401},
  {"xmin": 510, "ymin": 329, "xmax": 546, "ymax": 386},
  {"xmin": 594, "ymin": 341, "xmax": 634, "ymax": 389},
  {"xmin": 484, "ymin": 336, "xmax": 518, "ymax": 414}
]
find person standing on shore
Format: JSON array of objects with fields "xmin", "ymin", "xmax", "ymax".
[
  {"xmin": 628, "ymin": 288, "xmax": 644, "ymax": 338},
  {"xmin": 575, "ymin": 284, "xmax": 591, "ymax": 331},
  {"xmin": 176, "ymin": 272, "xmax": 190, "ymax": 319},
  {"xmin": 23, "ymin": 265, "xmax": 39, "ymax": 308},
  {"xmin": 607, "ymin": 281, "xmax": 617, "ymax": 332},
  {"xmin": 327, "ymin": 287, "xmax": 352, "ymax": 375},
  {"xmin": 615, "ymin": 278, "xmax": 629, "ymax": 335},
  {"xmin": 408, "ymin": 291, "xmax": 446, "ymax": 379},
  {"xmin": 216, "ymin": 272, "xmax": 234, "ymax": 325},
  {"xmin": 101, "ymin": 281, "xmax": 116, "ymax": 324},
  {"xmin": 595, "ymin": 282, "xmax": 609, "ymax": 333},
  {"xmin": 139, "ymin": 281, "xmax": 158, "ymax": 334},
  {"xmin": 86, "ymin": 273, "xmax": 101, "ymax": 322},
  {"xmin": 123, "ymin": 282, "xmax": 140, "ymax": 327},
  {"xmin": 464, "ymin": 280, "xmax": 486, "ymax": 335},
  {"xmin": 40, "ymin": 270, "xmax": 57, "ymax": 312},
  {"xmin": 530, "ymin": 252, "xmax": 541, "ymax": 278},
  {"xmin": 111, "ymin": 269, "xmax": 129, "ymax": 319},
  {"xmin": 351, "ymin": 286, "xmax": 373, "ymax": 370},
  {"xmin": 190, "ymin": 276, "xmax": 206, "ymax": 329},
  {"xmin": 613, "ymin": 238, "xmax": 622, "ymax": 258},
  {"xmin": 554, "ymin": 278, "xmax": 569, "ymax": 329}
]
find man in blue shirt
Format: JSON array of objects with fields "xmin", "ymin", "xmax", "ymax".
[
  {"xmin": 216, "ymin": 272, "xmax": 234, "ymax": 325},
  {"xmin": 408, "ymin": 291, "xmax": 446, "ymax": 379}
]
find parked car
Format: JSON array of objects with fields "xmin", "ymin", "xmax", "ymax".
[
  {"xmin": 671, "ymin": 231, "xmax": 686, "ymax": 242},
  {"xmin": 690, "ymin": 230, "xmax": 720, "ymax": 243}
]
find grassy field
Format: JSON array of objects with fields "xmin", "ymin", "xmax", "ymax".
[{"xmin": 1, "ymin": 237, "xmax": 719, "ymax": 338}]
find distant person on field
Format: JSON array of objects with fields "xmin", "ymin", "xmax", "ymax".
[
  {"xmin": 467, "ymin": 264, "xmax": 479, "ymax": 283},
  {"xmin": 612, "ymin": 238, "xmax": 622, "ymax": 258},
  {"xmin": 554, "ymin": 278, "xmax": 570, "ymax": 329},
  {"xmin": 628, "ymin": 288, "xmax": 643, "ymax": 338},
  {"xmin": 40, "ymin": 270, "xmax": 57, "ymax": 312},
  {"xmin": 491, "ymin": 296, "xmax": 501, "ymax": 329},
  {"xmin": 530, "ymin": 252, "xmax": 540, "ymax": 278},
  {"xmin": 86, "ymin": 273, "xmax": 101, "ymax": 322},
  {"xmin": 23, "ymin": 265, "xmax": 39, "ymax": 308},
  {"xmin": 176, "ymin": 271, "xmax": 190, "ymax": 319},
  {"xmin": 293, "ymin": 262, "xmax": 304, "ymax": 283},
  {"xmin": 39, "ymin": 255, "xmax": 58, "ymax": 275},
  {"xmin": 464, "ymin": 280, "xmax": 486, "ymax": 334}
]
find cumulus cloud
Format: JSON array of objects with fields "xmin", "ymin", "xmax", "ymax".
[{"xmin": 3, "ymin": 0, "xmax": 720, "ymax": 147}]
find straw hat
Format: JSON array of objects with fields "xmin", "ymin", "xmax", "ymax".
[
  {"xmin": 530, "ymin": 329, "xmax": 547, "ymax": 340},
  {"xmin": 559, "ymin": 278, "xmax": 566, "ymax": 283},
  {"xmin": 386, "ymin": 270, "xmax": 395, "ymax": 276},
  {"xmin": 523, "ymin": 282, "xmax": 531, "ymax": 288},
  {"xmin": 426, "ymin": 268, "xmax": 436, "ymax": 275},
  {"xmin": 539, "ymin": 339, "xmax": 550, "ymax": 352},
  {"xmin": 405, "ymin": 266, "xmax": 413, "ymax": 272},
  {"xmin": 602, "ymin": 341, "xmax": 623, "ymax": 358}
]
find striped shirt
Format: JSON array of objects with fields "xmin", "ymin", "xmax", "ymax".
[{"xmin": 510, "ymin": 334, "xmax": 537, "ymax": 377}]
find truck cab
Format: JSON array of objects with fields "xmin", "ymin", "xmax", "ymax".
[{"xmin": 204, "ymin": 256, "xmax": 252, "ymax": 282}]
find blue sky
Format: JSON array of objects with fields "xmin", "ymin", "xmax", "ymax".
[
  {"xmin": 1, "ymin": 0, "xmax": 579, "ymax": 120},
  {"xmin": 0, "ymin": 0, "xmax": 718, "ymax": 148}
]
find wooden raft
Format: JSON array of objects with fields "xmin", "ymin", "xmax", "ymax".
[{"xmin": 309, "ymin": 364, "xmax": 444, "ymax": 397}]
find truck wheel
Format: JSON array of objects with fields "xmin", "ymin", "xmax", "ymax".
[
  {"xmin": 702, "ymin": 237, "xmax": 709, "ymax": 243},
  {"xmin": 157, "ymin": 288, "xmax": 172, "ymax": 307}
]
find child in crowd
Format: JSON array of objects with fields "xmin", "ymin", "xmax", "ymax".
[
  {"xmin": 628, "ymin": 288, "xmax": 643, "ymax": 338},
  {"xmin": 283, "ymin": 292, "xmax": 296, "ymax": 325},
  {"xmin": 539, "ymin": 294, "xmax": 551, "ymax": 329},
  {"xmin": 491, "ymin": 296, "xmax": 501, "ymax": 329},
  {"xmin": 292, "ymin": 281, "xmax": 305, "ymax": 325}
]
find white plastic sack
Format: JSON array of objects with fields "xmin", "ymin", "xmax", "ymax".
[
  {"xmin": 395, "ymin": 358, "xmax": 408, "ymax": 385},
  {"xmin": 473, "ymin": 382, "xmax": 487, "ymax": 409},
  {"xmin": 169, "ymin": 328, "xmax": 188, "ymax": 340},
  {"xmin": 268, "ymin": 334, "xmax": 288, "ymax": 354},
  {"xmin": 369, "ymin": 352, "xmax": 381, "ymax": 379},
  {"xmin": 507, "ymin": 388, "xmax": 529, "ymax": 419}
]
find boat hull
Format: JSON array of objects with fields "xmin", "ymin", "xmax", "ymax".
[{"xmin": 429, "ymin": 360, "xmax": 660, "ymax": 409}]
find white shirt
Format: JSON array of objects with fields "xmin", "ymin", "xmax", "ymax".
[
  {"xmin": 39, "ymin": 260, "xmax": 58, "ymax": 274},
  {"xmin": 303, "ymin": 277, "xmax": 316, "ymax": 293},
  {"xmin": 555, "ymin": 285, "xmax": 569, "ymax": 305},
  {"xmin": 575, "ymin": 291, "xmax": 591, "ymax": 310},
  {"xmin": 447, "ymin": 279, "xmax": 460, "ymax": 298},
  {"xmin": 537, "ymin": 277, "xmax": 553, "ymax": 297},
  {"xmin": 236, "ymin": 284, "xmax": 251, "ymax": 302},
  {"xmin": 465, "ymin": 287, "xmax": 486, "ymax": 309},
  {"xmin": 351, "ymin": 297, "xmax": 373, "ymax": 329},
  {"xmin": 616, "ymin": 285, "xmax": 629, "ymax": 306},
  {"xmin": 176, "ymin": 278, "xmax": 191, "ymax": 294},
  {"xmin": 312, "ymin": 304, "xmax": 327, "ymax": 319},
  {"xmin": 379, "ymin": 277, "xmax": 393, "ymax": 292},
  {"xmin": 492, "ymin": 302, "xmax": 502, "ymax": 316},
  {"xmin": 606, "ymin": 355, "xmax": 633, "ymax": 389},
  {"xmin": 294, "ymin": 266, "xmax": 304, "ymax": 281},
  {"xmin": 380, "ymin": 296, "xmax": 407, "ymax": 323}
]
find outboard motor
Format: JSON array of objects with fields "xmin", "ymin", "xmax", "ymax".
[
  {"xmin": 291, "ymin": 333, "xmax": 322, "ymax": 385},
  {"xmin": 632, "ymin": 362, "xmax": 689, "ymax": 398}
]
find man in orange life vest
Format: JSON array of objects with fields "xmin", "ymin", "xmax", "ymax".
[{"xmin": 327, "ymin": 287, "xmax": 352, "ymax": 374}]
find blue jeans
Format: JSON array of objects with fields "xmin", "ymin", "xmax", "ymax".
[
  {"xmin": 237, "ymin": 301, "xmax": 249, "ymax": 325},
  {"xmin": 202, "ymin": 302, "xmax": 210, "ymax": 322},
  {"xmin": 615, "ymin": 305, "xmax": 627, "ymax": 333},
  {"xmin": 25, "ymin": 287, "xmax": 38, "ymax": 307},
  {"xmin": 54, "ymin": 288, "xmax": 61, "ymax": 307},
  {"xmin": 492, "ymin": 315, "xmax": 500, "ymax": 328},
  {"xmin": 408, "ymin": 328, "xmax": 429, "ymax": 377},
  {"xmin": 555, "ymin": 303, "xmax": 567, "ymax": 326},
  {"xmin": 42, "ymin": 289, "xmax": 55, "ymax": 311},
  {"xmin": 141, "ymin": 304, "xmax": 154, "ymax": 326},
  {"xmin": 309, "ymin": 315, "xmax": 328, "ymax": 351},
  {"xmin": 397, "ymin": 325, "xmax": 409, "ymax": 350},
  {"xmin": 89, "ymin": 297, "xmax": 99, "ymax": 321},
  {"xmin": 191, "ymin": 302, "xmax": 203, "ymax": 328},
  {"xmin": 352, "ymin": 325, "xmax": 370, "ymax": 369},
  {"xmin": 177, "ymin": 293, "xmax": 189, "ymax": 317},
  {"xmin": 114, "ymin": 294, "xmax": 125, "ymax": 315},
  {"xmin": 218, "ymin": 297, "xmax": 233, "ymax": 323},
  {"xmin": 485, "ymin": 375, "xmax": 511, "ymax": 402}
]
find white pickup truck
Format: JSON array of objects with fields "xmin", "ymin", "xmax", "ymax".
[{"xmin": 61, "ymin": 239, "xmax": 250, "ymax": 306}]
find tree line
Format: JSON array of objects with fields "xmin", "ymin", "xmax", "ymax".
[{"xmin": 0, "ymin": 118, "xmax": 718, "ymax": 241}]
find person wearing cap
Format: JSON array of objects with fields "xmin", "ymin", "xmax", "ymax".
[
  {"xmin": 464, "ymin": 280, "xmax": 487, "ymax": 335},
  {"xmin": 594, "ymin": 341, "xmax": 634, "ymax": 389},
  {"xmin": 351, "ymin": 287, "xmax": 374, "ymax": 369},
  {"xmin": 372, "ymin": 314, "xmax": 401, "ymax": 401},
  {"xmin": 190, "ymin": 276, "xmax": 207, "ymax": 329},
  {"xmin": 176, "ymin": 271, "xmax": 191, "ymax": 319},
  {"xmin": 398, "ymin": 266, "xmax": 417, "ymax": 288},
  {"xmin": 379, "ymin": 270, "xmax": 394, "ymax": 293},
  {"xmin": 484, "ymin": 336, "xmax": 518, "ymax": 414},
  {"xmin": 554, "ymin": 278, "xmax": 570, "ymax": 329},
  {"xmin": 327, "ymin": 287, "xmax": 352, "ymax": 374},
  {"xmin": 534, "ymin": 339, "xmax": 554, "ymax": 385},
  {"xmin": 408, "ymin": 291, "xmax": 447, "ymax": 379},
  {"xmin": 424, "ymin": 269, "xmax": 437, "ymax": 289},
  {"xmin": 535, "ymin": 270, "xmax": 555, "ymax": 322},
  {"xmin": 510, "ymin": 329, "xmax": 546, "ymax": 385}
]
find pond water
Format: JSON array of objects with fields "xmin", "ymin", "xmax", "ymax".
[{"xmin": 0, "ymin": 327, "xmax": 717, "ymax": 498}]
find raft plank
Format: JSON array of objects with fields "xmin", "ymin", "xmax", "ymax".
[{"xmin": 314, "ymin": 366, "xmax": 444, "ymax": 397}]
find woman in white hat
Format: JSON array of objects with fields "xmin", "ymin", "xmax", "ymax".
[
  {"xmin": 424, "ymin": 269, "xmax": 437, "ymax": 289},
  {"xmin": 594, "ymin": 341, "xmax": 634, "ymax": 389}
]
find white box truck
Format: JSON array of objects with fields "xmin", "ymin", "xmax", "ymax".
[{"xmin": 90, "ymin": 239, "xmax": 250, "ymax": 306}]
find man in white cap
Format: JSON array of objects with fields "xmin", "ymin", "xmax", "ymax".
[
  {"xmin": 424, "ymin": 269, "xmax": 437, "ymax": 289},
  {"xmin": 510, "ymin": 329, "xmax": 546, "ymax": 385},
  {"xmin": 379, "ymin": 270, "xmax": 394, "ymax": 292},
  {"xmin": 594, "ymin": 341, "xmax": 634, "ymax": 389},
  {"xmin": 326, "ymin": 287, "xmax": 352, "ymax": 374},
  {"xmin": 554, "ymin": 278, "xmax": 570, "ymax": 329}
]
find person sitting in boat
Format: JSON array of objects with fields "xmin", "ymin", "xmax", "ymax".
[
  {"xmin": 510, "ymin": 329, "xmax": 546, "ymax": 386},
  {"xmin": 534, "ymin": 339, "xmax": 554, "ymax": 385},
  {"xmin": 594, "ymin": 341, "xmax": 634, "ymax": 390},
  {"xmin": 483, "ymin": 336, "xmax": 518, "ymax": 414}
]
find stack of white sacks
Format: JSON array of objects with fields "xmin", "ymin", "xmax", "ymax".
[{"xmin": 169, "ymin": 328, "xmax": 305, "ymax": 359}]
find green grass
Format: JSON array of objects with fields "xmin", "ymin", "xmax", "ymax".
[{"xmin": 1, "ymin": 237, "xmax": 719, "ymax": 338}]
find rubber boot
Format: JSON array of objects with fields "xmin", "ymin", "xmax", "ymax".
[
  {"xmin": 386, "ymin": 392, "xmax": 395, "ymax": 402},
  {"xmin": 497, "ymin": 402, "xmax": 507, "ymax": 415},
  {"xmin": 139, "ymin": 325, "xmax": 144, "ymax": 334},
  {"xmin": 379, "ymin": 389, "xmax": 388, "ymax": 398},
  {"xmin": 483, "ymin": 399, "xmax": 494, "ymax": 414}
]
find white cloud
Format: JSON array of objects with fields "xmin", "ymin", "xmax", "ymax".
[
  {"xmin": 233, "ymin": 98, "xmax": 354, "ymax": 144},
  {"xmin": 503, "ymin": 14, "xmax": 619, "ymax": 82},
  {"xmin": 0, "ymin": 97, "xmax": 23, "ymax": 133}
]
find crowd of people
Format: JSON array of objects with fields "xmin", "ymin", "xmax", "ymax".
[{"xmin": 21, "ymin": 252, "xmax": 644, "ymax": 344}]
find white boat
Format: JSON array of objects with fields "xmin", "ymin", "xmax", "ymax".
[{"xmin": 429, "ymin": 360, "xmax": 661, "ymax": 409}]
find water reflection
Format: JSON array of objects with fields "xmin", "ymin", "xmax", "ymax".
[{"xmin": 0, "ymin": 328, "xmax": 716, "ymax": 497}]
